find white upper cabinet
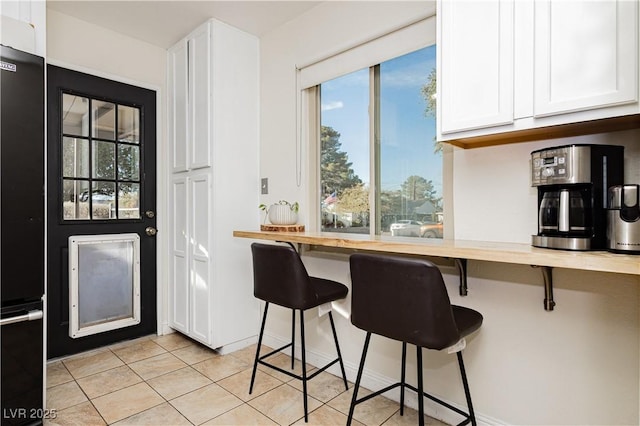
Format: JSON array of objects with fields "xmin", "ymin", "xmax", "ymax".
[
  {"xmin": 438, "ymin": 0, "xmax": 514, "ymax": 133},
  {"xmin": 534, "ymin": 0, "xmax": 638, "ymax": 117},
  {"xmin": 437, "ymin": 0, "xmax": 640, "ymax": 143},
  {"xmin": 188, "ymin": 26, "xmax": 212, "ymax": 170},
  {"xmin": 168, "ymin": 24, "xmax": 211, "ymax": 172},
  {"xmin": 168, "ymin": 41, "xmax": 189, "ymax": 172},
  {"xmin": 0, "ymin": 0, "xmax": 46, "ymax": 56}
]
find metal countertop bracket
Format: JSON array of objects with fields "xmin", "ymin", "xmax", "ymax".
[
  {"xmin": 454, "ymin": 258, "xmax": 468, "ymax": 296},
  {"xmin": 533, "ymin": 265, "xmax": 555, "ymax": 311},
  {"xmin": 281, "ymin": 241, "xmax": 300, "ymax": 252}
]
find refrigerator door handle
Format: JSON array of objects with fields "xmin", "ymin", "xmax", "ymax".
[{"xmin": 0, "ymin": 309, "xmax": 43, "ymax": 326}]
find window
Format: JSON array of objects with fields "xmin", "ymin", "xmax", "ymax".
[
  {"xmin": 317, "ymin": 45, "xmax": 441, "ymax": 238},
  {"xmin": 61, "ymin": 93, "xmax": 141, "ymax": 220}
]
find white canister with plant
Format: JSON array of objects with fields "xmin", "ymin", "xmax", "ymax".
[{"xmin": 259, "ymin": 200, "xmax": 299, "ymax": 225}]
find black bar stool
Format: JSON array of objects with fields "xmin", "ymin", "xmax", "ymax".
[
  {"xmin": 249, "ymin": 242, "xmax": 349, "ymax": 422},
  {"xmin": 347, "ymin": 253, "xmax": 483, "ymax": 426}
]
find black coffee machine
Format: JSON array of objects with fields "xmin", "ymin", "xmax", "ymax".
[{"xmin": 531, "ymin": 144, "xmax": 624, "ymax": 250}]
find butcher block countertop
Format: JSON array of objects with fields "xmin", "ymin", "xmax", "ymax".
[{"xmin": 233, "ymin": 230, "xmax": 640, "ymax": 276}]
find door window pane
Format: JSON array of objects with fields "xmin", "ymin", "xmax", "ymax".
[
  {"xmin": 91, "ymin": 181, "xmax": 116, "ymax": 219},
  {"xmin": 63, "ymin": 179, "xmax": 90, "ymax": 220},
  {"xmin": 118, "ymin": 145, "xmax": 140, "ymax": 181},
  {"xmin": 62, "ymin": 94, "xmax": 89, "ymax": 136},
  {"xmin": 62, "ymin": 137, "xmax": 89, "ymax": 178},
  {"xmin": 119, "ymin": 183, "xmax": 140, "ymax": 219},
  {"xmin": 319, "ymin": 68, "xmax": 369, "ymax": 233},
  {"xmin": 92, "ymin": 100, "xmax": 116, "ymax": 140},
  {"xmin": 92, "ymin": 141, "xmax": 115, "ymax": 179},
  {"xmin": 118, "ymin": 105, "xmax": 140, "ymax": 143}
]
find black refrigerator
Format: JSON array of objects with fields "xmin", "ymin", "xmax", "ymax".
[{"xmin": 0, "ymin": 45, "xmax": 45, "ymax": 425}]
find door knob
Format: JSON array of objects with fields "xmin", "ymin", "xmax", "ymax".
[{"xmin": 145, "ymin": 226, "xmax": 157, "ymax": 237}]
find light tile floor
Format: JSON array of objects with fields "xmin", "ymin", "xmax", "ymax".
[{"xmin": 45, "ymin": 333, "xmax": 448, "ymax": 426}]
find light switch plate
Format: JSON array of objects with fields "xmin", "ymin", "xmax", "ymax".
[{"xmin": 261, "ymin": 178, "xmax": 268, "ymax": 194}]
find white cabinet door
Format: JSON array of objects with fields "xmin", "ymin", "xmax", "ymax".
[
  {"xmin": 0, "ymin": 0, "xmax": 45, "ymax": 56},
  {"xmin": 168, "ymin": 25, "xmax": 211, "ymax": 173},
  {"xmin": 168, "ymin": 41, "xmax": 188, "ymax": 173},
  {"xmin": 437, "ymin": 0, "xmax": 639, "ymax": 143},
  {"xmin": 167, "ymin": 19, "xmax": 259, "ymax": 351},
  {"xmin": 189, "ymin": 25, "xmax": 212, "ymax": 170},
  {"xmin": 170, "ymin": 177, "xmax": 189, "ymax": 333},
  {"xmin": 438, "ymin": 0, "xmax": 514, "ymax": 134},
  {"xmin": 534, "ymin": 0, "xmax": 638, "ymax": 117},
  {"xmin": 189, "ymin": 173, "xmax": 212, "ymax": 345}
]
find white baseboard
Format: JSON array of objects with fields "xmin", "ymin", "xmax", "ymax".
[
  {"xmin": 217, "ymin": 335, "xmax": 258, "ymax": 355},
  {"xmin": 261, "ymin": 332, "xmax": 503, "ymax": 426}
]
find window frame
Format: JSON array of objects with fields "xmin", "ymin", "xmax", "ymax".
[
  {"xmin": 309, "ymin": 48, "xmax": 448, "ymax": 238},
  {"xmin": 60, "ymin": 91, "xmax": 143, "ymax": 222}
]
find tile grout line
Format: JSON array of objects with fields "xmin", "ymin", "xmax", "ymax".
[{"xmin": 49, "ymin": 338, "xmax": 426, "ymax": 426}]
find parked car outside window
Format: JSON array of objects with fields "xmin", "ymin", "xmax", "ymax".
[
  {"xmin": 419, "ymin": 221, "xmax": 443, "ymax": 238},
  {"xmin": 390, "ymin": 220, "xmax": 443, "ymax": 238},
  {"xmin": 390, "ymin": 220, "xmax": 423, "ymax": 237}
]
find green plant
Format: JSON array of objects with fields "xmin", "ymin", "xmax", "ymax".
[{"xmin": 259, "ymin": 200, "xmax": 299, "ymax": 223}]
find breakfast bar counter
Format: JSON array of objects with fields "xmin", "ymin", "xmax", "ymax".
[{"xmin": 233, "ymin": 230, "xmax": 640, "ymax": 276}]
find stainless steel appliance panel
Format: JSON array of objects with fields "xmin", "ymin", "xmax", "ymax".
[
  {"xmin": 607, "ymin": 184, "xmax": 640, "ymax": 254},
  {"xmin": 531, "ymin": 145, "xmax": 593, "ymax": 186}
]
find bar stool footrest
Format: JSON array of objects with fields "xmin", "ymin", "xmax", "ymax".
[
  {"xmin": 258, "ymin": 342, "xmax": 293, "ymax": 360},
  {"xmin": 258, "ymin": 355, "xmax": 342, "ymax": 383},
  {"xmin": 351, "ymin": 381, "xmax": 472, "ymax": 426},
  {"xmin": 403, "ymin": 383, "xmax": 471, "ymax": 425}
]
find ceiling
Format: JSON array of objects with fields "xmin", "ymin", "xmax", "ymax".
[{"xmin": 47, "ymin": 1, "xmax": 323, "ymax": 49}]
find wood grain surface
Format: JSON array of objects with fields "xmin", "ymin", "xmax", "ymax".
[
  {"xmin": 234, "ymin": 229, "xmax": 640, "ymax": 275},
  {"xmin": 260, "ymin": 224, "xmax": 305, "ymax": 232}
]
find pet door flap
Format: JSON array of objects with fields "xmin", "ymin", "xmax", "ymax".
[{"xmin": 69, "ymin": 234, "xmax": 141, "ymax": 338}]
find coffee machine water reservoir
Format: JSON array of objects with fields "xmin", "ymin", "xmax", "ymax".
[{"xmin": 531, "ymin": 144, "xmax": 624, "ymax": 250}]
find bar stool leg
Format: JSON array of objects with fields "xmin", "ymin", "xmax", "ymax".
[
  {"xmin": 416, "ymin": 346, "xmax": 425, "ymax": 426},
  {"xmin": 291, "ymin": 309, "xmax": 296, "ymax": 370},
  {"xmin": 457, "ymin": 351, "xmax": 476, "ymax": 426},
  {"xmin": 249, "ymin": 302, "xmax": 269, "ymax": 395},
  {"xmin": 400, "ymin": 341, "xmax": 407, "ymax": 416},
  {"xmin": 328, "ymin": 311, "xmax": 348, "ymax": 390},
  {"xmin": 300, "ymin": 310, "xmax": 308, "ymax": 422},
  {"xmin": 347, "ymin": 332, "xmax": 371, "ymax": 426}
]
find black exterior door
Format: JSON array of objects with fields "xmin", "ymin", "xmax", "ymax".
[{"xmin": 47, "ymin": 65, "xmax": 157, "ymax": 358}]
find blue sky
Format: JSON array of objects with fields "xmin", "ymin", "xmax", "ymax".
[{"xmin": 320, "ymin": 45, "xmax": 440, "ymax": 196}]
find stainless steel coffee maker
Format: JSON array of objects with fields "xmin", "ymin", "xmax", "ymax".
[{"xmin": 531, "ymin": 144, "xmax": 624, "ymax": 250}]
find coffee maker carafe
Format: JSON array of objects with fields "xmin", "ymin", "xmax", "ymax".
[{"xmin": 531, "ymin": 144, "xmax": 623, "ymax": 250}]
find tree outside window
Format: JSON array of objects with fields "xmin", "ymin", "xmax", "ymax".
[{"xmin": 319, "ymin": 45, "xmax": 441, "ymax": 237}]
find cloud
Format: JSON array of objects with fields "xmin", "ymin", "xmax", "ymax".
[
  {"xmin": 379, "ymin": 57, "xmax": 436, "ymax": 88},
  {"xmin": 382, "ymin": 66, "xmax": 430, "ymax": 88},
  {"xmin": 321, "ymin": 101, "xmax": 344, "ymax": 111}
]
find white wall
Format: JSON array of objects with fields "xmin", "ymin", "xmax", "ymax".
[
  {"xmin": 46, "ymin": 9, "xmax": 171, "ymax": 335},
  {"xmin": 453, "ymin": 130, "xmax": 640, "ymax": 243},
  {"xmin": 260, "ymin": 1, "xmax": 640, "ymax": 424}
]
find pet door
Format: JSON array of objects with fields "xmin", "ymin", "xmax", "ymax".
[{"xmin": 69, "ymin": 234, "xmax": 140, "ymax": 338}]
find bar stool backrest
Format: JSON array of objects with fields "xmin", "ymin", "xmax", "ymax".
[
  {"xmin": 251, "ymin": 242, "xmax": 314, "ymax": 310},
  {"xmin": 349, "ymin": 253, "xmax": 461, "ymax": 350}
]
